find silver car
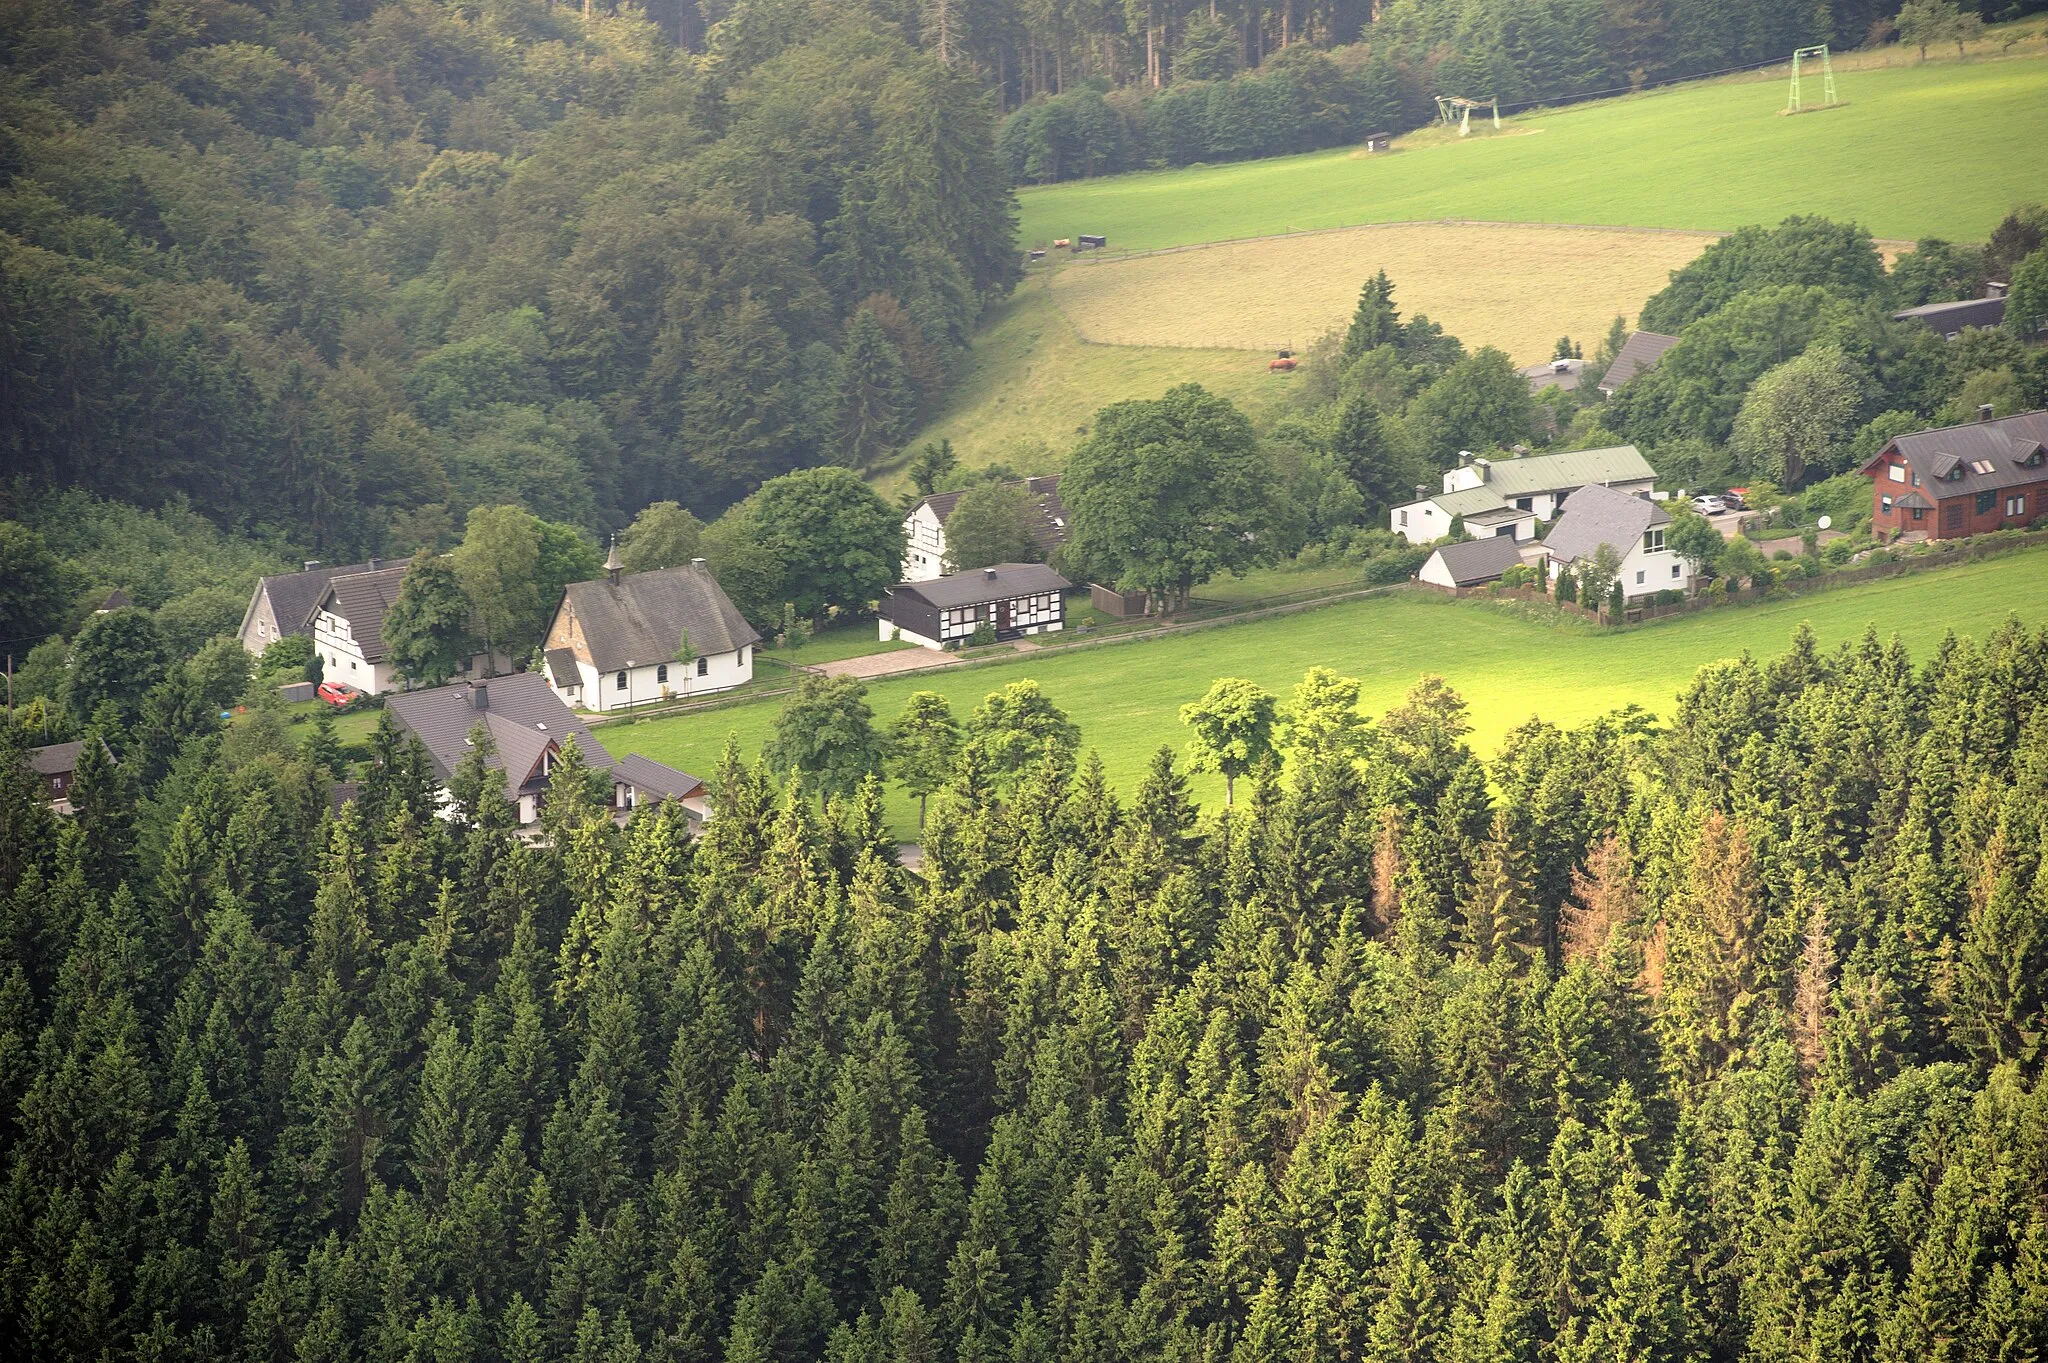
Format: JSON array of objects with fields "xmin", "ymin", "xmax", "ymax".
[{"xmin": 1690, "ymin": 495, "xmax": 1727, "ymax": 516}]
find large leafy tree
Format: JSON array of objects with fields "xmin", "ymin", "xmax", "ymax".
[
  {"xmin": 704, "ymin": 467, "xmax": 907, "ymax": 623},
  {"xmin": 943, "ymin": 483, "xmax": 1041, "ymax": 572},
  {"xmin": 764, "ymin": 674, "xmax": 887, "ymax": 803},
  {"xmin": 1179, "ymin": 677, "xmax": 1276, "ymax": 806},
  {"xmin": 1638, "ymin": 216, "xmax": 1886, "ymax": 332},
  {"xmin": 961, "ymin": 679, "xmax": 1080, "ymax": 790},
  {"xmin": 382, "ymin": 551, "xmax": 473, "ymax": 688},
  {"xmin": 452, "ymin": 506, "xmax": 543, "ymax": 670},
  {"xmin": 618, "ymin": 502, "xmax": 704, "ymax": 573},
  {"xmin": 1404, "ymin": 348, "xmax": 1536, "ymax": 465},
  {"xmin": 65, "ymin": 608, "xmax": 169, "ymax": 725},
  {"xmin": 887, "ymin": 691, "xmax": 961, "ymax": 827},
  {"xmin": 1731, "ymin": 344, "xmax": 1865, "ymax": 486},
  {"xmin": 1062, "ymin": 384, "xmax": 1274, "ymax": 613},
  {"xmin": 0, "ymin": 523, "xmax": 67, "ymax": 650}
]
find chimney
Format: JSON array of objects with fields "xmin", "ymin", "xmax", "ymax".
[
  {"xmin": 983, "ymin": 567, "xmax": 998, "ymax": 581},
  {"xmin": 1979, "ymin": 404, "xmax": 1996, "ymax": 422},
  {"xmin": 604, "ymin": 533, "xmax": 623, "ymax": 586},
  {"xmin": 1457, "ymin": 451, "xmax": 1472, "ymax": 468},
  {"xmin": 471, "ymin": 683, "xmax": 488, "ymax": 712},
  {"xmin": 1988, "ymin": 281, "xmax": 2008, "ymax": 299},
  {"xmin": 1474, "ymin": 458, "xmax": 1492, "ymax": 481},
  {"xmin": 692, "ymin": 557, "xmax": 707, "ymax": 569},
  {"xmin": 368, "ymin": 555, "xmax": 380, "ymax": 571},
  {"xmin": 1415, "ymin": 483, "xmax": 1428, "ymax": 499},
  {"xmin": 303, "ymin": 560, "xmax": 323, "ymax": 572}
]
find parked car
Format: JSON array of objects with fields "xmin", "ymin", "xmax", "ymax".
[
  {"xmin": 317, "ymin": 681, "xmax": 362, "ymax": 707},
  {"xmin": 1690, "ymin": 495, "xmax": 1728, "ymax": 516},
  {"xmin": 1721, "ymin": 488, "xmax": 1748, "ymax": 511}
]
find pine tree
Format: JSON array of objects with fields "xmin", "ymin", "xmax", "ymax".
[{"xmin": 1342, "ymin": 271, "xmax": 1401, "ymax": 362}]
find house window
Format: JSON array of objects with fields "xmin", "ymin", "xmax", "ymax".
[
  {"xmin": 1881, "ymin": 495, "xmax": 1893, "ymax": 513},
  {"xmin": 1911, "ymin": 472, "xmax": 1921, "ymax": 487},
  {"xmin": 2009, "ymin": 494, "xmax": 2027, "ymax": 517},
  {"xmin": 1642, "ymin": 528, "xmax": 1665, "ymax": 552},
  {"xmin": 740, "ymin": 646, "xmax": 748, "ymax": 666},
  {"xmin": 1912, "ymin": 507, "xmax": 1925, "ymax": 521},
  {"xmin": 1889, "ymin": 463, "xmax": 1906, "ymax": 483},
  {"xmin": 656, "ymin": 663, "xmax": 668, "ymax": 684},
  {"xmin": 697, "ymin": 656, "xmax": 709, "ymax": 677},
  {"xmin": 1635, "ymin": 570, "xmax": 1645, "ymax": 585},
  {"xmin": 1515, "ymin": 498, "xmax": 1532, "ymax": 511},
  {"xmin": 616, "ymin": 671, "xmax": 628, "ymax": 688},
  {"xmin": 1672, "ymin": 564, "xmax": 1682, "ymax": 578},
  {"xmin": 1398, "ymin": 510, "xmax": 1408, "ymax": 526},
  {"xmin": 1977, "ymin": 492, "xmax": 1997, "ymax": 515}
]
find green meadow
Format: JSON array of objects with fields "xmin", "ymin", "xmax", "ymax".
[
  {"xmin": 611, "ymin": 546, "xmax": 2048, "ymax": 832},
  {"xmin": 1016, "ymin": 56, "xmax": 2048, "ymax": 252}
]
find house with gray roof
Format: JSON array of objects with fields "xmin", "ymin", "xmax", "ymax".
[
  {"xmin": 543, "ymin": 552, "xmax": 761, "ymax": 713},
  {"xmin": 385, "ymin": 671, "xmax": 701, "ymax": 829},
  {"xmin": 1390, "ymin": 445, "xmax": 1659, "ymax": 546},
  {"xmin": 303, "ymin": 562, "xmax": 503, "ymax": 696},
  {"xmin": 1860, "ymin": 408, "xmax": 2048, "ymax": 542},
  {"xmin": 1540, "ymin": 482, "xmax": 1692, "ymax": 602},
  {"xmin": 1597, "ymin": 330, "xmax": 1679, "ymax": 395},
  {"xmin": 880, "ymin": 563, "xmax": 1071, "ymax": 650},
  {"xmin": 238, "ymin": 559, "xmax": 380, "ymax": 656},
  {"xmin": 902, "ymin": 475, "xmax": 1068, "ymax": 582},
  {"xmin": 1417, "ymin": 535, "xmax": 1530, "ymax": 590},
  {"xmin": 1893, "ymin": 290, "xmax": 2006, "ymax": 339}
]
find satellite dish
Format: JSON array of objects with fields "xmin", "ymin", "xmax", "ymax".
[{"xmin": 1818, "ymin": 515, "xmax": 1832, "ymax": 530}]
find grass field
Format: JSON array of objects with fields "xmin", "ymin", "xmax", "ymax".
[
  {"xmin": 1016, "ymin": 56, "xmax": 2048, "ymax": 252},
  {"xmin": 611, "ymin": 546, "xmax": 2048, "ymax": 833},
  {"xmin": 1050, "ymin": 222, "xmax": 1719, "ymax": 363},
  {"xmin": 872, "ymin": 279, "xmax": 1289, "ymax": 489}
]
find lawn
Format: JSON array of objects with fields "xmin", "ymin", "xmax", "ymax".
[
  {"xmin": 874, "ymin": 276, "xmax": 1292, "ymax": 489},
  {"xmin": 611, "ymin": 545, "xmax": 2048, "ymax": 833},
  {"xmin": 1049, "ymin": 222, "xmax": 1718, "ymax": 364},
  {"xmin": 1016, "ymin": 55, "xmax": 2048, "ymax": 253}
]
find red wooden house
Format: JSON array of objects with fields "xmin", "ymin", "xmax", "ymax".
[{"xmin": 1859, "ymin": 408, "xmax": 2048, "ymax": 541}]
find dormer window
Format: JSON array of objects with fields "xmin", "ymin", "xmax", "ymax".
[{"xmin": 1968, "ymin": 459, "xmax": 1995, "ymax": 475}]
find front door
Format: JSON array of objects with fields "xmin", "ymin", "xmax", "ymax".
[{"xmin": 996, "ymin": 599, "xmax": 1013, "ymax": 634}]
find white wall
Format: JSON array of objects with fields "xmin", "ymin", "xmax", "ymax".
[
  {"xmin": 312, "ymin": 610, "xmax": 397, "ymax": 695},
  {"xmin": 1547, "ymin": 536, "xmax": 1692, "ymax": 601},
  {"xmin": 901, "ymin": 504, "xmax": 947, "ymax": 582},
  {"xmin": 580, "ymin": 645, "xmax": 753, "ymax": 712},
  {"xmin": 1391, "ymin": 498, "xmax": 1447, "ymax": 545}
]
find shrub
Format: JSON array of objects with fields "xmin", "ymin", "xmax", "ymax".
[
  {"xmin": 970, "ymin": 620, "xmax": 998, "ymax": 647},
  {"xmin": 1772, "ymin": 549, "xmax": 1794, "ymax": 561},
  {"xmin": 1822, "ymin": 539, "xmax": 1856, "ymax": 567},
  {"xmin": 1362, "ymin": 545, "xmax": 1427, "ymax": 585},
  {"xmin": 1654, "ymin": 589, "xmax": 1687, "ymax": 606}
]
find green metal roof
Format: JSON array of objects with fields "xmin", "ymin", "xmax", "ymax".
[
  {"xmin": 1473, "ymin": 445, "xmax": 1655, "ymax": 497},
  {"xmin": 1433, "ymin": 486, "xmax": 1511, "ymax": 516}
]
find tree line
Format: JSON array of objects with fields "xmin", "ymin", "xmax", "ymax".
[
  {"xmin": 1, "ymin": 1, "xmax": 1018, "ymax": 561},
  {"xmin": 6, "ymin": 616, "xmax": 2048, "ymax": 1360}
]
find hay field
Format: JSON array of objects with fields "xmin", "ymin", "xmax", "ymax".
[{"xmin": 1048, "ymin": 222, "xmax": 1718, "ymax": 362}]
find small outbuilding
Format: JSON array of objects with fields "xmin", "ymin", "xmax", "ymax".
[
  {"xmin": 880, "ymin": 563, "xmax": 1072, "ymax": 650},
  {"xmin": 1418, "ymin": 535, "xmax": 1527, "ymax": 591},
  {"xmin": 1892, "ymin": 287, "xmax": 2007, "ymax": 339},
  {"xmin": 1363, "ymin": 131, "xmax": 1393, "ymax": 153}
]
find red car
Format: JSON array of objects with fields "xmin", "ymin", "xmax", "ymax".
[{"xmin": 317, "ymin": 681, "xmax": 362, "ymax": 707}]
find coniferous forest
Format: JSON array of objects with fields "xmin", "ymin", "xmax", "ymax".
[{"xmin": 5, "ymin": 622, "xmax": 2048, "ymax": 1361}]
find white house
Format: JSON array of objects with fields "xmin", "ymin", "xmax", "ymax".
[
  {"xmin": 901, "ymin": 475, "xmax": 1068, "ymax": 582},
  {"xmin": 879, "ymin": 563, "xmax": 1071, "ymax": 650},
  {"xmin": 542, "ymin": 552, "xmax": 760, "ymax": 713},
  {"xmin": 1390, "ymin": 445, "xmax": 1659, "ymax": 546},
  {"xmin": 306, "ymin": 563, "xmax": 503, "ymax": 696},
  {"xmin": 239, "ymin": 558, "xmax": 378, "ymax": 656},
  {"xmin": 1540, "ymin": 482, "xmax": 1693, "ymax": 602}
]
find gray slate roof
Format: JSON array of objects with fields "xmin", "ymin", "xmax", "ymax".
[
  {"xmin": 385, "ymin": 672, "xmax": 612, "ymax": 803},
  {"xmin": 310, "ymin": 565, "xmax": 410, "ymax": 661},
  {"xmin": 1865, "ymin": 411, "xmax": 2048, "ymax": 498},
  {"xmin": 545, "ymin": 648, "xmax": 583, "ymax": 689},
  {"xmin": 918, "ymin": 475, "xmax": 1071, "ymax": 557},
  {"xmin": 1600, "ymin": 331, "xmax": 1679, "ymax": 390},
  {"xmin": 1427, "ymin": 536, "xmax": 1526, "ymax": 586},
  {"xmin": 613, "ymin": 753, "xmax": 704, "ymax": 801},
  {"xmin": 29, "ymin": 741, "xmax": 84, "ymax": 777},
  {"xmin": 1543, "ymin": 483, "xmax": 1670, "ymax": 565},
  {"xmin": 891, "ymin": 563, "xmax": 1072, "ymax": 610},
  {"xmin": 258, "ymin": 561, "xmax": 378, "ymax": 640},
  {"xmin": 1893, "ymin": 296, "xmax": 2005, "ymax": 332},
  {"xmin": 562, "ymin": 564, "xmax": 761, "ymax": 672}
]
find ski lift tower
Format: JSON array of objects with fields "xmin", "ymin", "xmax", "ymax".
[
  {"xmin": 1435, "ymin": 94, "xmax": 1501, "ymax": 136},
  {"xmin": 1784, "ymin": 45, "xmax": 1841, "ymax": 114}
]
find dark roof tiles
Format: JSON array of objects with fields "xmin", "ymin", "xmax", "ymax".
[
  {"xmin": 1868, "ymin": 411, "xmax": 2048, "ymax": 499},
  {"xmin": 1601, "ymin": 331, "xmax": 1679, "ymax": 390},
  {"xmin": 562, "ymin": 564, "xmax": 761, "ymax": 672},
  {"xmin": 259, "ymin": 561, "xmax": 378, "ymax": 640},
  {"xmin": 890, "ymin": 563, "xmax": 1072, "ymax": 610},
  {"xmin": 1543, "ymin": 483, "xmax": 1670, "ymax": 564},
  {"xmin": 311, "ymin": 565, "xmax": 410, "ymax": 661},
  {"xmin": 1428, "ymin": 536, "xmax": 1526, "ymax": 585},
  {"xmin": 385, "ymin": 672, "xmax": 612, "ymax": 804}
]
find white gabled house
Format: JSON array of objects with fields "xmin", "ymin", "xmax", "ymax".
[
  {"xmin": 1390, "ymin": 445, "xmax": 1658, "ymax": 546},
  {"xmin": 542, "ymin": 553, "xmax": 760, "ymax": 713},
  {"xmin": 901, "ymin": 475, "xmax": 1069, "ymax": 582},
  {"xmin": 305, "ymin": 563, "xmax": 502, "ymax": 696},
  {"xmin": 1540, "ymin": 482, "xmax": 1693, "ymax": 602},
  {"xmin": 239, "ymin": 558, "xmax": 378, "ymax": 656}
]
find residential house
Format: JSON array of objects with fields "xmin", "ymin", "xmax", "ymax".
[
  {"xmin": 1892, "ymin": 284, "xmax": 2006, "ymax": 339},
  {"xmin": 901, "ymin": 475, "xmax": 1068, "ymax": 582},
  {"xmin": 238, "ymin": 559, "xmax": 378, "ymax": 655},
  {"xmin": 1860, "ymin": 408, "xmax": 2048, "ymax": 542},
  {"xmin": 95, "ymin": 589, "xmax": 131, "ymax": 613},
  {"xmin": 1417, "ymin": 535, "xmax": 1529, "ymax": 591},
  {"xmin": 1541, "ymin": 482, "xmax": 1692, "ymax": 601},
  {"xmin": 1390, "ymin": 445, "xmax": 1658, "ymax": 546},
  {"xmin": 880, "ymin": 563, "xmax": 1071, "ymax": 650},
  {"xmin": 542, "ymin": 552, "xmax": 760, "ymax": 713},
  {"xmin": 29, "ymin": 740, "xmax": 90, "ymax": 812},
  {"xmin": 1520, "ymin": 357, "xmax": 1584, "ymax": 393},
  {"xmin": 1597, "ymin": 331, "xmax": 1679, "ymax": 395},
  {"xmin": 384, "ymin": 672, "xmax": 700, "ymax": 829},
  {"xmin": 305, "ymin": 564, "xmax": 502, "ymax": 696}
]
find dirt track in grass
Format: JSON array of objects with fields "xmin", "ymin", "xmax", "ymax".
[{"xmin": 1047, "ymin": 221, "xmax": 1722, "ymax": 363}]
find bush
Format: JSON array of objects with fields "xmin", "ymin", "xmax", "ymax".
[
  {"xmin": 1653, "ymin": 589, "xmax": 1687, "ymax": 606},
  {"xmin": 1772, "ymin": 549, "xmax": 1794, "ymax": 561},
  {"xmin": 970, "ymin": 620, "xmax": 998, "ymax": 647},
  {"xmin": 1822, "ymin": 539, "xmax": 1857, "ymax": 567},
  {"xmin": 1362, "ymin": 545, "xmax": 1428, "ymax": 585}
]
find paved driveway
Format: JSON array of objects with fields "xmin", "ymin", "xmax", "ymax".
[{"xmin": 815, "ymin": 648, "xmax": 958, "ymax": 680}]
